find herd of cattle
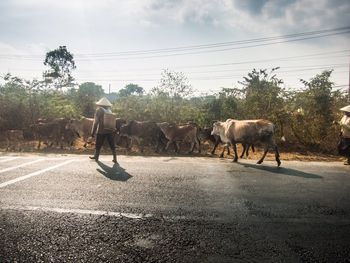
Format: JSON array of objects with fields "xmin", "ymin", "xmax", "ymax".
[{"xmin": 0, "ymin": 116, "xmax": 281, "ymax": 166}]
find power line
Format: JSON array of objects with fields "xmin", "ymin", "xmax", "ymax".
[
  {"xmin": 76, "ymin": 31, "xmax": 350, "ymax": 60},
  {"xmin": 71, "ymin": 64, "xmax": 347, "ymax": 77},
  {"xmin": 6, "ymin": 63, "xmax": 347, "ymax": 75},
  {"xmin": 75, "ymin": 27, "xmax": 350, "ymax": 57},
  {"xmin": 2, "ymin": 50, "xmax": 349, "ymax": 73},
  {"xmin": 0, "ymin": 27, "xmax": 349, "ymax": 61}
]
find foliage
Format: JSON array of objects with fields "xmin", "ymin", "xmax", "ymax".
[
  {"xmin": 118, "ymin": 83, "xmax": 144, "ymax": 97},
  {"xmin": 70, "ymin": 82, "xmax": 104, "ymax": 117},
  {"xmin": 43, "ymin": 46, "xmax": 76, "ymax": 89},
  {"xmin": 1, "ymin": 66, "xmax": 348, "ymax": 154},
  {"xmin": 152, "ymin": 69, "xmax": 193, "ymax": 98},
  {"xmin": 286, "ymin": 70, "xmax": 339, "ymax": 150},
  {"xmin": 151, "ymin": 69, "xmax": 193, "ymax": 122}
]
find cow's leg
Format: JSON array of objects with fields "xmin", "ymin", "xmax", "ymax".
[
  {"xmin": 172, "ymin": 141, "xmax": 179, "ymax": 153},
  {"xmin": 246, "ymin": 144, "xmax": 251, "ymax": 157},
  {"xmin": 196, "ymin": 137, "xmax": 201, "ymax": 153},
  {"xmin": 257, "ymin": 144, "xmax": 269, "ymax": 164},
  {"xmin": 219, "ymin": 145, "xmax": 225, "ymax": 158},
  {"xmin": 188, "ymin": 142, "xmax": 195, "ymax": 154},
  {"xmin": 274, "ymin": 144, "xmax": 281, "ymax": 167},
  {"xmin": 227, "ymin": 144, "xmax": 230, "ymax": 155},
  {"xmin": 165, "ymin": 140, "xmax": 173, "ymax": 152},
  {"xmin": 175, "ymin": 141, "xmax": 181, "ymax": 154},
  {"xmin": 6, "ymin": 139, "xmax": 10, "ymax": 151},
  {"xmin": 127, "ymin": 138, "xmax": 133, "ymax": 152},
  {"xmin": 126, "ymin": 137, "xmax": 131, "ymax": 149},
  {"xmin": 232, "ymin": 143, "xmax": 238, "ymax": 162},
  {"xmin": 154, "ymin": 136, "xmax": 160, "ymax": 153},
  {"xmin": 83, "ymin": 135, "xmax": 88, "ymax": 148},
  {"xmin": 211, "ymin": 141, "xmax": 219, "ymax": 155},
  {"xmin": 155, "ymin": 134, "xmax": 164, "ymax": 153},
  {"xmin": 37, "ymin": 138, "xmax": 41, "ymax": 149},
  {"xmin": 134, "ymin": 138, "xmax": 143, "ymax": 153},
  {"xmin": 246, "ymin": 144, "xmax": 255, "ymax": 157},
  {"xmin": 240, "ymin": 143, "xmax": 247, "ymax": 158},
  {"xmin": 139, "ymin": 139, "xmax": 144, "ymax": 153}
]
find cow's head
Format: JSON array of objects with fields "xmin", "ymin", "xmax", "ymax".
[
  {"xmin": 115, "ymin": 118, "xmax": 127, "ymax": 132},
  {"xmin": 65, "ymin": 119, "xmax": 81, "ymax": 138},
  {"xmin": 198, "ymin": 126, "xmax": 211, "ymax": 140},
  {"xmin": 211, "ymin": 121, "xmax": 223, "ymax": 136},
  {"xmin": 119, "ymin": 122, "xmax": 131, "ymax": 136}
]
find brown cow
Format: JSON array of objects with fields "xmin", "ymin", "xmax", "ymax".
[
  {"xmin": 4, "ymin": 130, "xmax": 24, "ymax": 151},
  {"xmin": 119, "ymin": 120, "xmax": 166, "ymax": 153},
  {"xmin": 114, "ymin": 118, "xmax": 130, "ymax": 148},
  {"xmin": 32, "ymin": 118, "xmax": 77, "ymax": 149},
  {"xmin": 65, "ymin": 117, "xmax": 94, "ymax": 148},
  {"xmin": 157, "ymin": 122, "xmax": 200, "ymax": 154},
  {"xmin": 211, "ymin": 119, "xmax": 280, "ymax": 166},
  {"xmin": 30, "ymin": 121, "xmax": 61, "ymax": 149}
]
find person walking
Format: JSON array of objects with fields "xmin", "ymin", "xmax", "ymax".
[
  {"xmin": 89, "ymin": 97, "xmax": 117, "ymax": 163},
  {"xmin": 338, "ymin": 105, "xmax": 350, "ymax": 165}
]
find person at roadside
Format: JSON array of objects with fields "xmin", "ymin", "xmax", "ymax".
[
  {"xmin": 338, "ymin": 105, "xmax": 350, "ymax": 165},
  {"xmin": 89, "ymin": 97, "xmax": 117, "ymax": 163}
]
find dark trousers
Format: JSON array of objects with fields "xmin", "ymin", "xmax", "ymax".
[
  {"xmin": 338, "ymin": 137, "xmax": 350, "ymax": 162},
  {"xmin": 95, "ymin": 133, "xmax": 116, "ymax": 152}
]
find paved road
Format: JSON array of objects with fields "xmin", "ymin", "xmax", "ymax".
[{"xmin": 0, "ymin": 153, "xmax": 349, "ymax": 262}]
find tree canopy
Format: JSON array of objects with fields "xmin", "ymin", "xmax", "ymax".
[{"xmin": 43, "ymin": 46, "xmax": 76, "ymax": 89}]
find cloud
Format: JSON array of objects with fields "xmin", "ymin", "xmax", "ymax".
[{"xmin": 137, "ymin": 0, "xmax": 350, "ymax": 34}]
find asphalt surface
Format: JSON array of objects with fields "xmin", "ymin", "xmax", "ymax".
[{"xmin": 0, "ymin": 153, "xmax": 349, "ymax": 262}]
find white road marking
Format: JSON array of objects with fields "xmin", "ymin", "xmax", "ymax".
[
  {"xmin": 1, "ymin": 205, "xmax": 152, "ymax": 219},
  {"xmin": 0, "ymin": 159, "xmax": 74, "ymax": 188},
  {"xmin": 0, "ymin": 159, "xmax": 45, "ymax": 174},
  {"xmin": 0, "ymin": 157, "xmax": 20, "ymax": 163},
  {"xmin": 1, "ymin": 205, "xmax": 350, "ymax": 224}
]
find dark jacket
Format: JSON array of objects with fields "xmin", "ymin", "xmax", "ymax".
[{"xmin": 91, "ymin": 107, "xmax": 113, "ymax": 135}]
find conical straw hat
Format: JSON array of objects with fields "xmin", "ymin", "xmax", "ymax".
[
  {"xmin": 96, "ymin": 97, "xmax": 112, "ymax": 107},
  {"xmin": 340, "ymin": 105, "xmax": 350, "ymax": 113}
]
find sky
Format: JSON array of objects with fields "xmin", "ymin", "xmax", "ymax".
[{"xmin": 0, "ymin": 0, "xmax": 349, "ymax": 95}]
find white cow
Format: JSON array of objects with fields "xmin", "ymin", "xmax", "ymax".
[{"xmin": 211, "ymin": 119, "xmax": 281, "ymax": 166}]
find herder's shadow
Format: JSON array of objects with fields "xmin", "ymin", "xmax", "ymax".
[
  {"xmin": 96, "ymin": 161, "xmax": 132, "ymax": 181},
  {"xmin": 238, "ymin": 162, "xmax": 323, "ymax": 179}
]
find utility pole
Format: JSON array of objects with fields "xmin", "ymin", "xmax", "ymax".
[{"xmin": 109, "ymin": 83, "xmax": 111, "ymax": 95}]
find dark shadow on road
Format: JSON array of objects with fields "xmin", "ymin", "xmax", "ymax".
[
  {"xmin": 238, "ymin": 162, "xmax": 323, "ymax": 179},
  {"xmin": 96, "ymin": 161, "xmax": 132, "ymax": 181}
]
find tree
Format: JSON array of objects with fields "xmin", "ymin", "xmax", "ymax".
[
  {"xmin": 287, "ymin": 70, "xmax": 336, "ymax": 149},
  {"xmin": 152, "ymin": 69, "xmax": 193, "ymax": 98},
  {"xmin": 73, "ymin": 82, "xmax": 104, "ymax": 117},
  {"xmin": 151, "ymin": 69, "xmax": 193, "ymax": 122},
  {"xmin": 299, "ymin": 70, "xmax": 334, "ymax": 125},
  {"xmin": 43, "ymin": 46, "xmax": 76, "ymax": 89},
  {"xmin": 239, "ymin": 68, "xmax": 285, "ymax": 121},
  {"xmin": 118, "ymin": 83, "xmax": 144, "ymax": 97}
]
